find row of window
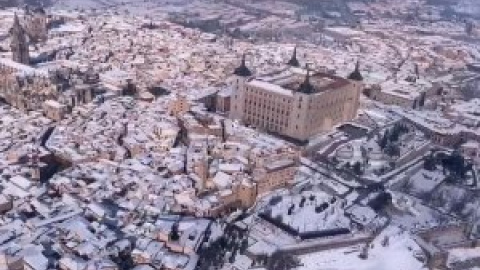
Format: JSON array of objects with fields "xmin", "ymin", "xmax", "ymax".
[
  {"xmin": 244, "ymin": 102, "xmax": 291, "ymax": 116},
  {"xmin": 245, "ymin": 95, "xmax": 292, "ymax": 109},
  {"xmin": 245, "ymin": 116, "xmax": 287, "ymax": 132},
  {"xmin": 245, "ymin": 87, "xmax": 292, "ymax": 103}
]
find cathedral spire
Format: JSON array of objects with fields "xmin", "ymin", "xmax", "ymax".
[
  {"xmin": 12, "ymin": 12, "xmax": 21, "ymax": 28},
  {"xmin": 287, "ymin": 46, "xmax": 300, "ymax": 67},
  {"xmin": 10, "ymin": 13, "xmax": 30, "ymax": 65}
]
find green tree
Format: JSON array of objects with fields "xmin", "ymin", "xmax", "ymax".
[
  {"xmin": 419, "ymin": 92, "xmax": 426, "ymax": 107},
  {"xmin": 353, "ymin": 161, "xmax": 363, "ymax": 175},
  {"xmin": 423, "ymin": 153, "xmax": 436, "ymax": 171},
  {"xmin": 169, "ymin": 222, "xmax": 180, "ymax": 241},
  {"xmin": 385, "ymin": 144, "xmax": 400, "ymax": 157},
  {"xmin": 266, "ymin": 252, "xmax": 300, "ymax": 270},
  {"xmin": 378, "ymin": 130, "xmax": 389, "ymax": 149},
  {"xmin": 442, "ymin": 151, "xmax": 470, "ymax": 179},
  {"xmin": 389, "ymin": 126, "xmax": 400, "ymax": 142}
]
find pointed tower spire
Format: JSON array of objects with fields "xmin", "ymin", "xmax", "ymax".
[
  {"xmin": 13, "ymin": 12, "xmax": 20, "ymax": 27},
  {"xmin": 305, "ymin": 65, "xmax": 311, "ymax": 82},
  {"xmin": 348, "ymin": 59, "xmax": 363, "ymax": 81},
  {"xmin": 233, "ymin": 53, "xmax": 252, "ymax": 77},
  {"xmin": 298, "ymin": 65, "xmax": 315, "ymax": 94},
  {"xmin": 287, "ymin": 46, "xmax": 300, "ymax": 67},
  {"xmin": 10, "ymin": 13, "xmax": 30, "ymax": 65}
]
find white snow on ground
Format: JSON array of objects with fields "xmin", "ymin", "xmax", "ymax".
[
  {"xmin": 389, "ymin": 193, "xmax": 451, "ymax": 232},
  {"xmin": 265, "ymin": 191, "xmax": 351, "ymax": 233},
  {"xmin": 297, "ymin": 226, "xmax": 427, "ymax": 270},
  {"xmin": 407, "ymin": 168, "xmax": 445, "ymax": 195}
]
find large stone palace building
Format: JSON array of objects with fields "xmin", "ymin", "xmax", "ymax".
[{"xmin": 229, "ymin": 50, "xmax": 362, "ymax": 142}]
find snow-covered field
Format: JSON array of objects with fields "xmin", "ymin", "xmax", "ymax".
[
  {"xmin": 263, "ymin": 191, "xmax": 351, "ymax": 233},
  {"xmin": 389, "ymin": 193, "xmax": 451, "ymax": 232},
  {"xmin": 297, "ymin": 226, "xmax": 426, "ymax": 270}
]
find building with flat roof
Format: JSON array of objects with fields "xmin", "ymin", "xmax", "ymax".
[{"xmin": 229, "ymin": 52, "xmax": 362, "ymax": 142}]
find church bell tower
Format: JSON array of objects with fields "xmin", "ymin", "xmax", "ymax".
[{"xmin": 10, "ymin": 13, "xmax": 30, "ymax": 65}]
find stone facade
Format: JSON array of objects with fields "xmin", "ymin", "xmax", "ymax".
[
  {"xmin": 229, "ymin": 60, "xmax": 361, "ymax": 142},
  {"xmin": 414, "ymin": 223, "xmax": 478, "ymax": 269},
  {"xmin": 1, "ymin": 12, "xmax": 97, "ymax": 119},
  {"xmin": 253, "ymin": 158, "xmax": 297, "ymax": 196},
  {"xmin": 0, "ymin": 61, "xmax": 98, "ymax": 118},
  {"xmin": 0, "ymin": 59, "xmax": 58, "ymax": 111},
  {"xmin": 169, "ymin": 94, "xmax": 191, "ymax": 117}
]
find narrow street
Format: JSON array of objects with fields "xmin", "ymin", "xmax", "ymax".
[{"xmin": 117, "ymin": 122, "xmax": 132, "ymax": 159}]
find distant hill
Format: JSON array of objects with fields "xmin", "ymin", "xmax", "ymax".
[
  {"xmin": 427, "ymin": 0, "xmax": 480, "ymax": 19},
  {"xmin": 2, "ymin": 0, "xmax": 480, "ymax": 21},
  {"xmin": 452, "ymin": 0, "xmax": 480, "ymax": 18},
  {"xmin": 0, "ymin": 0, "xmax": 52, "ymax": 9},
  {"xmin": 0, "ymin": 0, "xmax": 22, "ymax": 8}
]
